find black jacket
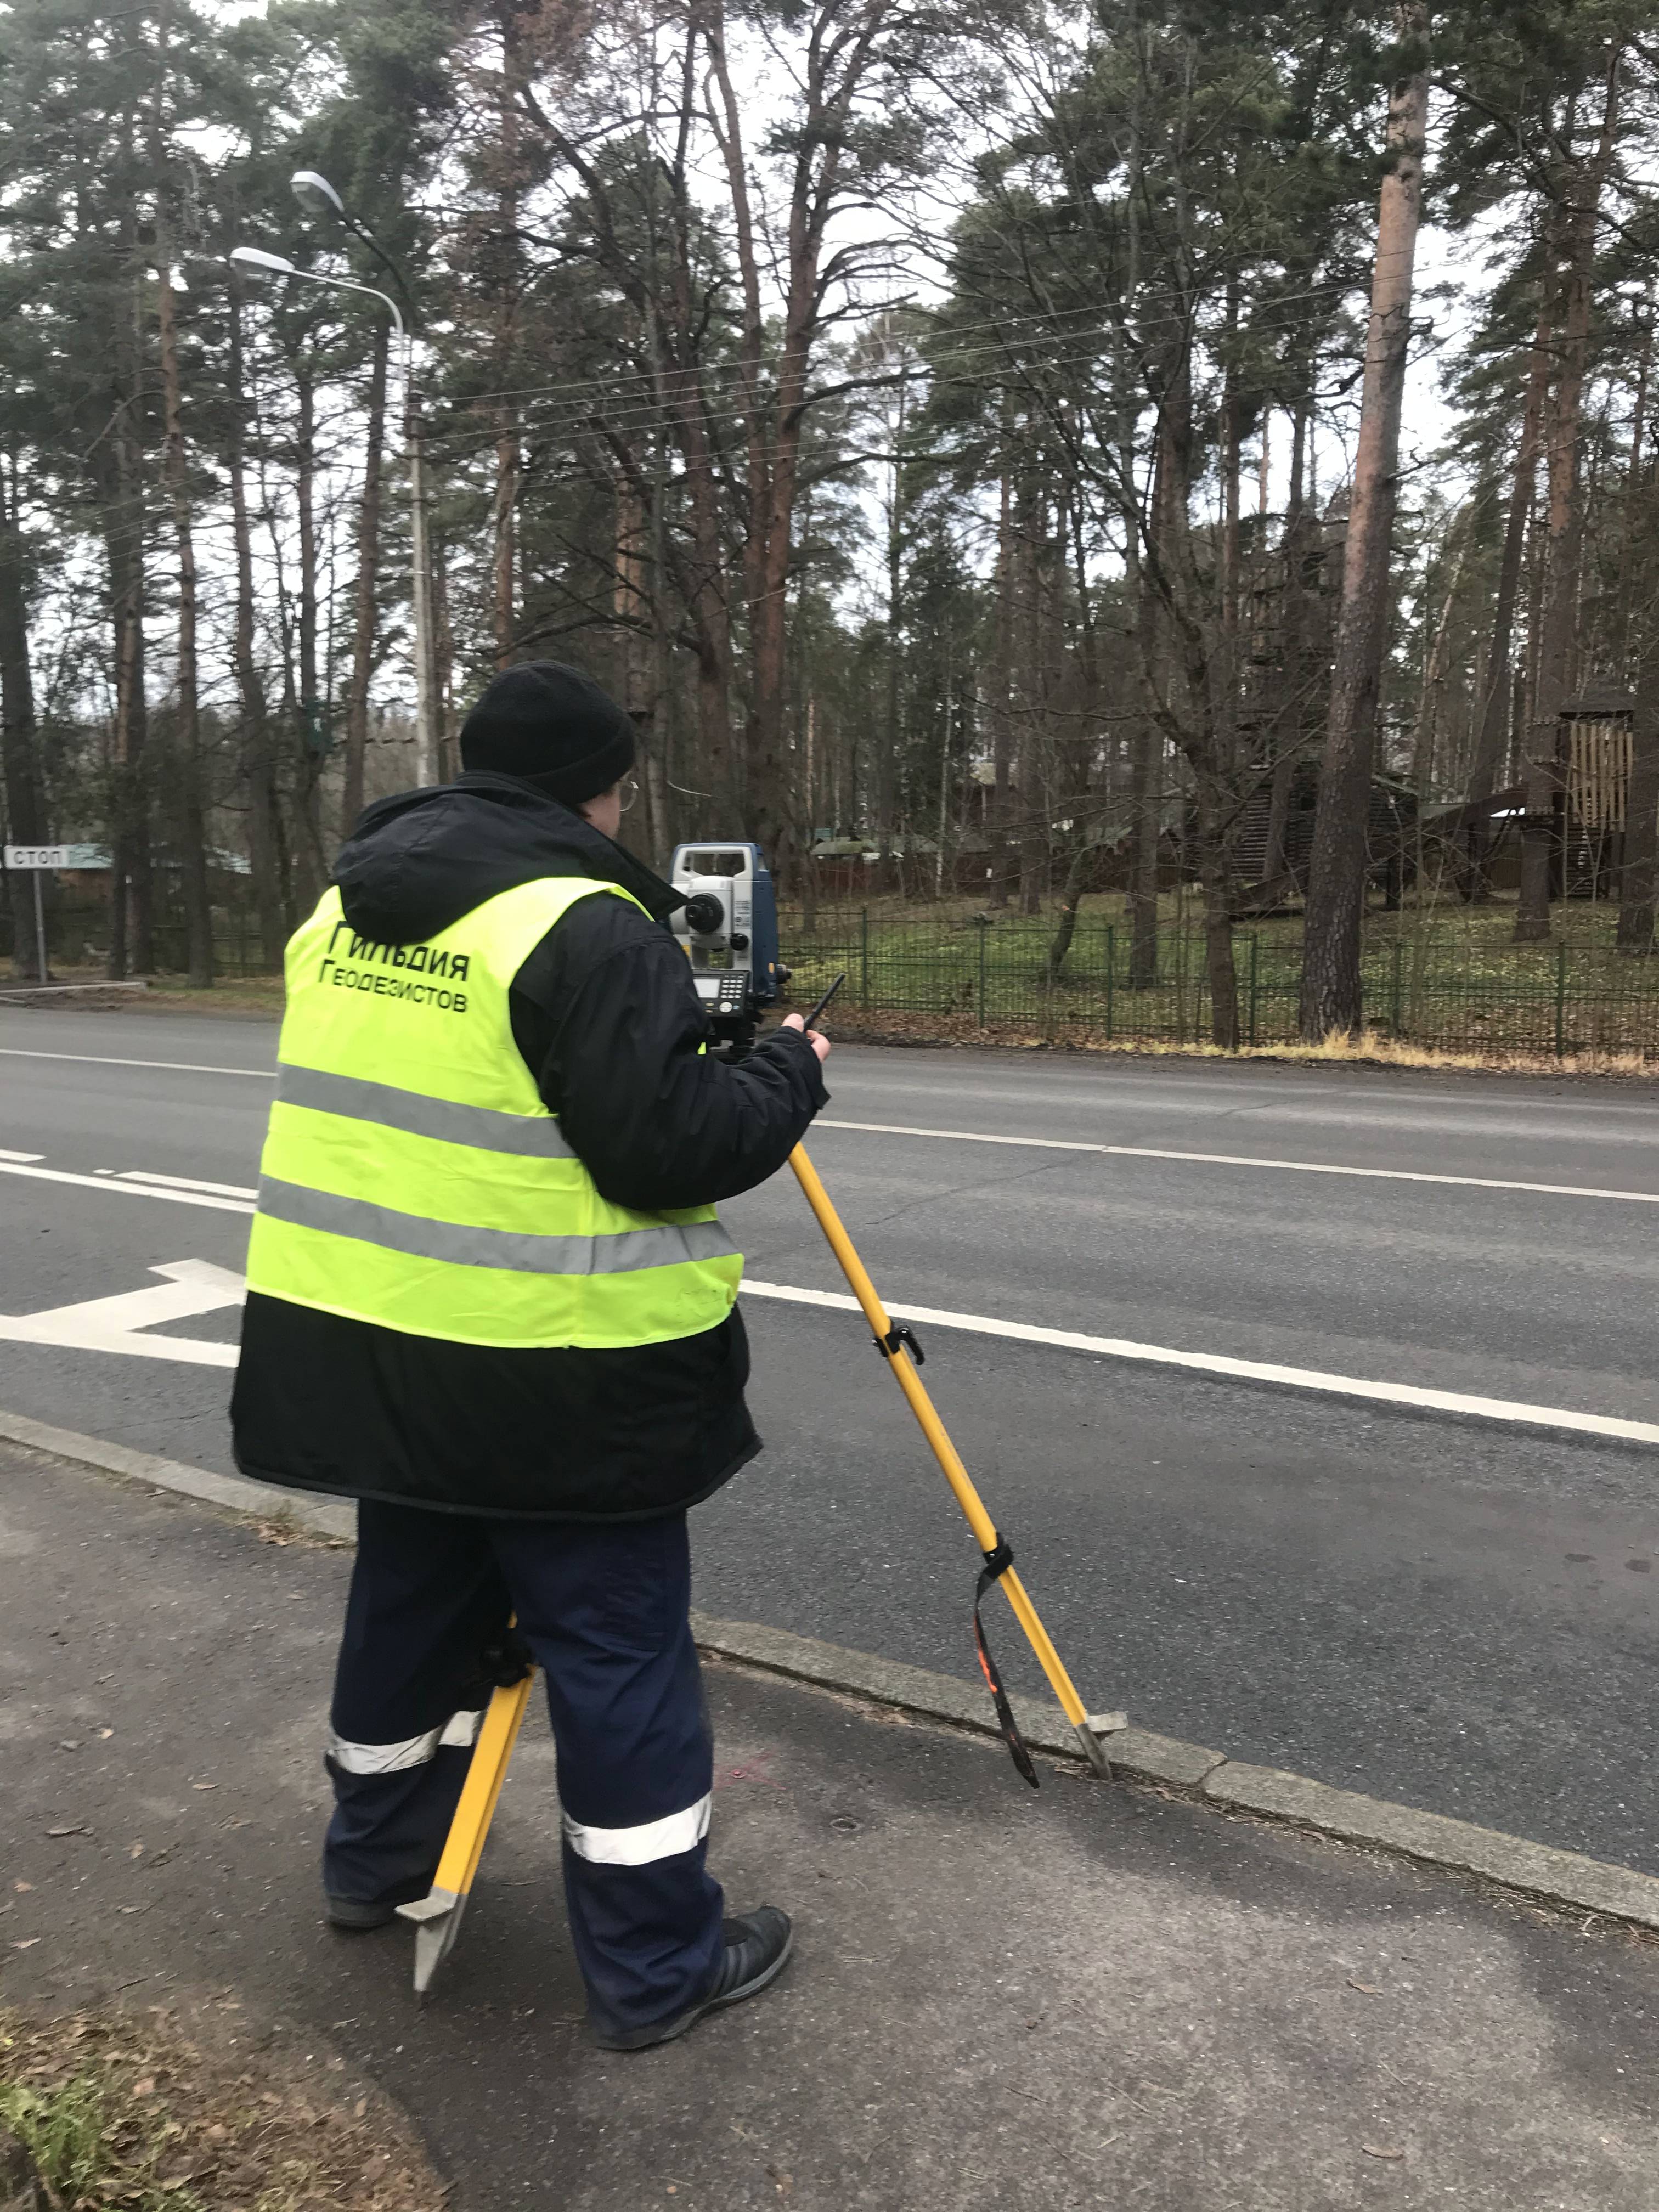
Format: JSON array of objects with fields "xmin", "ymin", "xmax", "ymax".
[{"xmin": 230, "ymin": 772, "xmax": 828, "ymax": 1520}]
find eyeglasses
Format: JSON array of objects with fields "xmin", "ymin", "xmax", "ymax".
[{"xmin": 619, "ymin": 773, "xmax": 639, "ymax": 815}]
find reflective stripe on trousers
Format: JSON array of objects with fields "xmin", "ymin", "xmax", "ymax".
[
  {"xmin": 328, "ymin": 1706, "xmax": 485, "ymax": 1774},
  {"xmin": 563, "ymin": 1792, "xmax": 712, "ymax": 1866},
  {"xmin": 257, "ymin": 1175, "xmax": 739, "ymax": 1277}
]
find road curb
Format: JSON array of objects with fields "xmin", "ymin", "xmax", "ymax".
[
  {"xmin": 0, "ymin": 1409, "xmax": 355, "ymax": 1541},
  {"xmin": 9, "ymin": 1406, "xmax": 1659, "ymax": 1935}
]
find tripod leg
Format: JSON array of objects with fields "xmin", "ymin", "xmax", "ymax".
[{"xmin": 397, "ymin": 1669, "xmax": 535, "ymax": 1995}]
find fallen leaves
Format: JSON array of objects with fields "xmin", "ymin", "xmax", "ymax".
[
  {"xmin": 13, "ymin": 1881, "xmax": 33, "ymax": 1893},
  {"xmin": 10, "ymin": 1938, "xmax": 41, "ymax": 1950},
  {"xmin": 1346, "ymin": 1979, "xmax": 1380, "ymax": 1996},
  {"xmin": 45, "ymin": 1825, "xmax": 89, "ymax": 1838},
  {"xmin": 1361, "ymin": 2145, "xmax": 1406, "ymax": 2161}
]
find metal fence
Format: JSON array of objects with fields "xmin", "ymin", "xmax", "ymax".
[
  {"xmin": 10, "ymin": 896, "xmax": 1659, "ymax": 1058},
  {"xmin": 0, "ymin": 910, "xmax": 278, "ymax": 980},
  {"xmin": 781, "ymin": 912, "xmax": 1659, "ymax": 1059}
]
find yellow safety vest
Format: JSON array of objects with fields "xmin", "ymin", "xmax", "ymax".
[{"xmin": 245, "ymin": 878, "xmax": 743, "ymax": 1349}]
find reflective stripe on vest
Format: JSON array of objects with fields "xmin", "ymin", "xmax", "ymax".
[
  {"xmin": 257, "ymin": 1175, "xmax": 738, "ymax": 1277},
  {"xmin": 245, "ymin": 877, "xmax": 743, "ymax": 1350},
  {"xmin": 277, "ymin": 1062, "xmax": 579, "ymax": 1159}
]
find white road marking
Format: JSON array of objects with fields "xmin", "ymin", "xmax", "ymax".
[
  {"xmin": 0, "ymin": 1159, "xmax": 255, "ymax": 1214},
  {"xmin": 740, "ymin": 1280, "xmax": 1659, "ymax": 1449},
  {"xmin": 0, "ymin": 1259, "xmax": 243, "ymax": 1368},
  {"xmin": 2, "ymin": 1043, "xmax": 1650, "ymax": 1198},
  {"xmin": 5, "ymin": 1156, "xmax": 1656, "ymax": 1447},
  {"xmin": 0, "ymin": 1147, "xmax": 43, "ymax": 1163},
  {"xmin": 117, "ymin": 1169, "xmax": 259, "ymax": 1200},
  {"xmin": 0, "ymin": 1047, "xmax": 274, "ymax": 1078},
  {"xmin": 815, "ymin": 1118, "xmax": 1659, "ymax": 1206}
]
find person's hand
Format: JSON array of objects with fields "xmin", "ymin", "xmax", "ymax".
[{"xmin": 781, "ymin": 1012, "xmax": 831, "ymax": 1065}]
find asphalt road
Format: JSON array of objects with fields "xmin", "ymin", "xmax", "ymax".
[{"xmin": 3, "ymin": 1002, "xmax": 1657, "ymax": 1876}]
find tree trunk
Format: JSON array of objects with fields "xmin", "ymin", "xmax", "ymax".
[
  {"xmin": 1130, "ymin": 367, "xmax": 1193, "ymax": 991},
  {"xmin": 1016, "ymin": 472, "xmax": 1047, "ymax": 916},
  {"xmin": 613, "ymin": 476, "xmax": 661, "ymax": 863},
  {"xmin": 0, "ymin": 454, "xmax": 47, "ymax": 978},
  {"xmin": 1463, "ymin": 309, "xmax": 1549, "ymax": 899},
  {"xmin": 101, "ymin": 269, "xmax": 153, "ymax": 981},
  {"xmin": 490, "ymin": 2, "xmax": 523, "ymax": 668},
  {"xmin": 228, "ymin": 291, "xmax": 286, "ymax": 969},
  {"xmin": 1127, "ymin": 716, "xmax": 1161, "ymax": 987},
  {"xmin": 154, "ymin": 212, "xmax": 213, "ymax": 988},
  {"xmin": 661, "ymin": 43, "xmax": 735, "ymax": 828},
  {"xmin": 1409, "ymin": 506, "xmax": 1475, "ymax": 798},
  {"xmin": 1617, "ymin": 674, "xmax": 1659, "ymax": 953},
  {"xmin": 1618, "ymin": 466, "xmax": 1659, "ymax": 951},
  {"xmin": 1299, "ymin": 3, "xmax": 1428, "ymax": 1037},
  {"xmin": 1044, "ymin": 836, "xmax": 1094, "ymax": 985},
  {"xmin": 1516, "ymin": 57, "xmax": 1623, "ymax": 943},
  {"xmin": 990, "ymin": 461, "xmax": 1014, "ymax": 907},
  {"xmin": 879, "ymin": 378, "xmax": 906, "ymax": 885},
  {"xmin": 340, "ymin": 318, "xmax": 390, "ymax": 838},
  {"xmin": 1199, "ymin": 805, "xmax": 1240, "ymax": 1050},
  {"xmin": 492, "ymin": 421, "xmax": 518, "ymax": 666},
  {"xmin": 704, "ymin": 0, "xmax": 879, "ymax": 882}
]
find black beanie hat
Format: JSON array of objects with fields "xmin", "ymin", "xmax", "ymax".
[{"xmin": 459, "ymin": 661, "xmax": 636, "ymax": 806}]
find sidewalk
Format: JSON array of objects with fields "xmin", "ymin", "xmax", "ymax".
[{"xmin": 2, "ymin": 1437, "xmax": 1656, "ymax": 2211}]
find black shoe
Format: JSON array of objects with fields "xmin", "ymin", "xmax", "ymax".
[
  {"xmin": 591, "ymin": 1908, "xmax": 793, "ymax": 2052},
  {"xmin": 325, "ymin": 1876, "xmax": 437, "ymax": 1932},
  {"xmin": 325, "ymin": 1892, "xmax": 400, "ymax": 1931}
]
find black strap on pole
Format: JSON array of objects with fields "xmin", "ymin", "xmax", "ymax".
[{"xmin": 973, "ymin": 1533, "xmax": 1039, "ymax": 1790}]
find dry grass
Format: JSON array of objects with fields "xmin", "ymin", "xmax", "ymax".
[
  {"xmin": 811, "ymin": 1005, "xmax": 1657, "ymax": 1077},
  {"xmin": 129, "ymin": 978, "xmax": 286, "ymax": 1015},
  {"xmin": 0, "ymin": 2005, "xmax": 446, "ymax": 2212}
]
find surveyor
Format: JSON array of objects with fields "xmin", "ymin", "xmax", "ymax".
[{"xmin": 230, "ymin": 661, "xmax": 831, "ymax": 2050}]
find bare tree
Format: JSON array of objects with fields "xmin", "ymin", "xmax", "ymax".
[{"xmin": 1299, "ymin": 2, "xmax": 1429, "ymax": 1040}]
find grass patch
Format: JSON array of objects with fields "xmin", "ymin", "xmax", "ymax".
[{"xmin": 0, "ymin": 2006, "xmax": 445, "ymax": 2211}]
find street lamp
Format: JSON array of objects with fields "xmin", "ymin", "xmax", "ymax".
[
  {"xmin": 228, "ymin": 213, "xmax": 439, "ymax": 790},
  {"xmin": 290, "ymin": 170, "xmax": 346, "ymax": 221}
]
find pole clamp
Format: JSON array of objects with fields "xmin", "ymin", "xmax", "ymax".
[
  {"xmin": 874, "ymin": 1324, "xmax": 924, "ymax": 1366},
  {"xmin": 980, "ymin": 1534, "xmax": 1014, "ymax": 1581}
]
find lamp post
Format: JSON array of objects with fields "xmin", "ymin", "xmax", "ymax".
[{"xmin": 229, "ymin": 230, "xmax": 439, "ymax": 789}]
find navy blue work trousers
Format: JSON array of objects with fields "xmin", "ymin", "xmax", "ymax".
[{"xmin": 324, "ymin": 1498, "xmax": 724, "ymax": 2042}]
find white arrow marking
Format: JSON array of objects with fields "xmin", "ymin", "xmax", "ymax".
[{"xmin": 0, "ymin": 1259, "xmax": 244, "ymax": 1367}]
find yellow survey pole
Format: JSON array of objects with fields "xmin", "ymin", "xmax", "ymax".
[
  {"xmin": 787, "ymin": 1143, "xmax": 1111, "ymax": 1776},
  {"xmin": 397, "ymin": 1667, "xmax": 535, "ymax": 1994}
]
